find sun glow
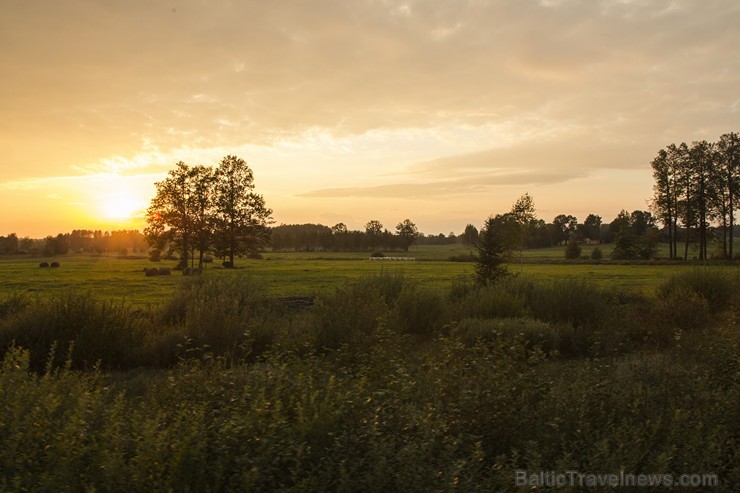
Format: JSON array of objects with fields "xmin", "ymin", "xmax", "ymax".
[{"xmin": 101, "ymin": 194, "xmax": 145, "ymax": 221}]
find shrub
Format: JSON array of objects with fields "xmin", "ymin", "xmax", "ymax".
[
  {"xmin": 0, "ymin": 293, "xmax": 30, "ymax": 320},
  {"xmin": 564, "ymin": 240, "xmax": 581, "ymax": 259},
  {"xmin": 503, "ymin": 276, "xmax": 614, "ymax": 327},
  {"xmin": 247, "ymin": 252, "xmax": 263, "ymax": 260},
  {"xmin": 395, "ymin": 287, "xmax": 447, "ymax": 337},
  {"xmin": 0, "ymin": 293, "xmax": 147, "ymax": 371},
  {"xmin": 222, "ymin": 260, "xmax": 234, "ymax": 268},
  {"xmin": 451, "ymin": 317, "xmax": 594, "ymax": 358},
  {"xmin": 657, "ymin": 268, "xmax": 739, "ymax": 313},
  {"xmin": 450, "ymin": 282, "xmax": 527, "ymax": 320},
  {"xmin": 157, "ymin": 275, "xmax": 273, "ymax": 359},
  {"xmin": 590, "ymin": 247, "xmax": 603, "ymax": 260},
  {"xmin": 313, "ymin": 272, "xmax": 405, "ymax": 349}
]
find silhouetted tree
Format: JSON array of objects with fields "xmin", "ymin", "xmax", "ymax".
[
  {"xmin": 475, "ymin": 213, "xmax": 519, "ymax": 284},
  {"xmin": 145, "ymin": 161, "xmax": 212, "ymax": 268},
  {"xmin": 395, "ymin": 219, "xmax": 419, "ymax": 251},
  {"xmin": 212, "ymin": 155, "xmax": 272, "ymax": 266},
  {"xmin": 461, "ymin": 224, "xmax": 479, "ymax": 250}
]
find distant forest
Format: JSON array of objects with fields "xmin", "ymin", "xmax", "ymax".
[{"xmin": 1, "ymin": 219, "xmax": 738, "ymax": 258}]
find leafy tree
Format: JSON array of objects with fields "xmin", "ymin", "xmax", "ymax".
[
  {"xmin": 552, "ymin": 214, "xmax": 578, "ymax": 245},
  {"xmin": 0, "ymin": 233, "xmax": 19, "ymax": 254},
  {"xmin": 650, "ymin": 147, "xmax": 679, "ymax": 259},
  {"xmin": 474, "ymin": 213, "xmax": 519, "ymax": 284},
  {"xmin": 395, "ymin": 219, "xmax": 419, "ymax": 251},
  {"xmin": 461, "ymin": 224, "xmax": 479, "ymax": 250},
  {"xmin": 581, "ymin": 214, "xmax": 602, "ymax": 243},
  {"xmin": 212, "ymin": 155, "xmax": 272, "ymax": 266},
  {"xmin": 331, "ymin": 223, "xmax": 348, "ymax": 235},
  {"xmin": 365, "ymin": 220, "xmax": 383, "ymax": 249},
  {"xmin": 510, "ymin": 193, "xmax": 537, "ymax": 250},
  {"xmin": 145, "ymin": 161, "xmax": 214, "ymax": 269}
]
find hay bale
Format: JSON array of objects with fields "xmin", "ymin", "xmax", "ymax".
[
  {"xmin": 202, "ymin": 256, "xmax": 213, "ymax": 263},
  {"xmin": 145, "ymin": 268, "xmax": 159, "ymax": 277},
  {"xmin": 158, "ymin": 267, "xmax": 171, "ymax": 275},
  {"xmin": 39, "ymin": 262, "xmax": 49, "ymax": 268},
  {"xmin": 50, "ymin": 262, "xmax": 60, "ymax": 268}
]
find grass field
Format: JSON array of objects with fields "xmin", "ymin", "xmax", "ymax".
[
  {"xmin": 1, "ymin": 247, "xmax": 738, "ymax": 490},
  {"xmin": 1, "ymin": 244, "xmax": 737, "ymax": 306}
]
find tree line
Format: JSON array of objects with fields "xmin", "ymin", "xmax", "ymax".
[
  {"xmin": 144, "ymin": 156, "xmax": 272, "ymax": 269},
  {"xmin": 651, "ymin": 132, "xmax": 739, "ymax": 260},
  {"xmin": 271, "ymin": 220, "xmax": 420, "ymax": 252},
  {"xmin": 0, "ymin": 230, "xmax": 146, "ymax": 256}
]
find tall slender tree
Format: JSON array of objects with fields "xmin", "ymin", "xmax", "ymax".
[{"xmin": 715, "ymin": 132, "xmax": 739, "ymax": 258}]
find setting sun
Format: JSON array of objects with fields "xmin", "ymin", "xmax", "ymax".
[{"xmin": 102, "ymin": 194, "xmax": 145, "ymax": 221}]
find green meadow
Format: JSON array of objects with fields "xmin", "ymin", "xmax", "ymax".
[
  {"xmin": 0, "ymin": 246, "xmax": 738, "ymax": 491},
  {"xmin": 1, "ymin": 243, "xmax": 733, "ymax": 307}
]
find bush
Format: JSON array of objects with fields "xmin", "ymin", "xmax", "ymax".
[
  {"xmin": 395, "ymin": 287, "xmax": 446, "ymax": 337},
  {"xmin": 313, "ymin": 272, "xmax": 406, "ymax": 349},
  {"xmin": 502, "ymin": 277, "xmax": 614, "ymax": 327},
  {"xmin": 564, "ymin": 240, "xmax": 581, "ymax": 259},
  {"xmin": 452, "ymin": 317, "xmax": 594, "ymax": 358},
  {"xmin": 0, "ymin": 293, "xmax": 147, "ymax": 371},
  {"xmin": 247, "ymin": 252, "xmax": 263, "ymax": 260},
  {"xmin": 0, "ymin": 293, "xmax": 30, "ymax": 320},
  {"xmin": 590, "ymin": 247, "xmax": 603, "ymax": 260},
  {"xmin": 157, "ymin": 275, "xmax": 273, "ymax": 359},
  {"xmin": 657, "ymin": 268, "xmax": 739, "ymax": 313},
  {"xmin": 450, "ymin": 283, "xmax": 527, "ymax": 320}
]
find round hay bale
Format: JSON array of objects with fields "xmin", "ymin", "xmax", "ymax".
[
  {"xmin": 39, "ymin": 262, "xmax": 49, "ymax": 268},
  {"xmin": 50, "ymin": 261, "xmax": 60, "ymax": 268},
  {"xmin": 158, "ymin": 267, "xmax": 171, "ymax": 275},
  {"xmin": 145, "ymin": 268, "xmax": 159, "ymax": 277}
]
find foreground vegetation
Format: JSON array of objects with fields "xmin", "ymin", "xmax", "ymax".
[{"xmin": 0, "ymin": 267, "xmax": 738, "ymax": 491}]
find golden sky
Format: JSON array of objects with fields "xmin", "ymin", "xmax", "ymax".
[{"xmin": 1, "ymin": 0, "xmax": 738, "ymax": 237}]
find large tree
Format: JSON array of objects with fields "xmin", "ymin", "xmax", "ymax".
[
  {"xmin": 145, "ymin": 161, "xmax": 213, "ymax": 268},
  {"xmin": 395, "ymin": 219, "xmax": 419, "ymax": 251},
  {"xmin": 212, "ymin": 155, "xmax": 272, "ymax": 266}
]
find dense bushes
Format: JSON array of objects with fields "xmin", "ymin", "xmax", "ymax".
[
  {"xmin": 0, "ymin": 324, "xmax": 736, "ymax": 491},
  {"xmin": 0, "ymin": 268, "xmax": 737, "ymax": 490},
  {"xmin": 1, "ymin": 268, "xmax": 736, "ymax": 371}
]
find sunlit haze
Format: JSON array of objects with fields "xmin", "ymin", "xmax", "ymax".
[{"xmin": 1, "ymin": 0, "xmax": 738, "ymax": 237}]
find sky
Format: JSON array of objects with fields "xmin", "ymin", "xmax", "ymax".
[{"xmin": 1, "ymin": 0, "xmax": 738, "ymax": 238}]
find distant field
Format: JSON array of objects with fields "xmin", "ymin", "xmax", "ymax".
[{"xmin": 2, "ymin": 247, "xmax": 737, "ymax": 307}]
